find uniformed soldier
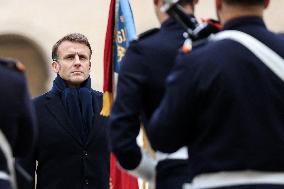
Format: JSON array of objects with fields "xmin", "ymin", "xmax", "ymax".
[
  {"xmin": 0, "ymin": 58, "xmax": 36, "ymax": 189},
  {"xmin": 149, "ymin": 0, "xmax": 284, "ymax": 188},
  {"xmin": 109, "ymin": 0, "xmax": 199, "ymax": 188}
]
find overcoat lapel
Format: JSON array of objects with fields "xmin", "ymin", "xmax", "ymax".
[{"xmin": 45, "ymin": 93, "xmax": 83, "ymax": 146}]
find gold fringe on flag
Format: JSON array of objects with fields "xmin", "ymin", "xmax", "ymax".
[
  {"xmin": 141, "ymin": 127, "xmax": 155, "ymax": 158},
  {"xmin": 100, "ymin": 91, "xmax": 113, "ymax": 117}
]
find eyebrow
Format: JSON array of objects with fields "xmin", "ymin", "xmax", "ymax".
[{"xmin": 63, "ymin": 53, "xmax": 89, "ymax": 58}]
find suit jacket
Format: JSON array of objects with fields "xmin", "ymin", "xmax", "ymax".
[
  {"xmin": 18, "ymin": 90, "xmax": 110, "ymax": 189},
  {"xmin": 149, "ymin": 16, "xmax": 284, "ymax": 186},
  {"xmin": 0, "ymin": 61, "xmax": 36, "ymax": 189}
]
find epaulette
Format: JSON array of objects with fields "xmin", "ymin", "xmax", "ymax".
[
  {"xmin": 0, "ymin": 58, "xmax": 26, "ymax": 73},
  {"xmin": 138, "ymin": 28, "xmax": 160, "ymax": 40}
]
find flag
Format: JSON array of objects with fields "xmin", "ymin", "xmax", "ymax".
[
  {"xmin": 110, "ymin": 154, "xmax": 139, "ymax": 189},
  {"xmin": 101, "ymin": 0, "xmax": 136, "ymax": 116},
  {"xmin": 101, "ymin": 0, "xmax": 139, "ymax": 189}
]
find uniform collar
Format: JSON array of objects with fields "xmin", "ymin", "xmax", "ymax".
[
  {"xmin": 223, "ymin": 16, "xmax": 266, "ymax": 30},
  {"xmin": 161, "ymin": 14, "xmax": 198, "ymax": 30}
]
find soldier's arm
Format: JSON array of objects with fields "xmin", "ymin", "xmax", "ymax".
[
  {"xmin": 15, "ymin": 74, "xmax": 37, "ymax": 157},
  {"xmin": 109, "ymin": 41, "xmax": 149, "ymax": 170},
  {"xmin": 15, "ymin": 75, "xmax": 37, "ymax": 189}
]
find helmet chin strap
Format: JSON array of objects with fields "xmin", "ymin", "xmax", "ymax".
[{"xmin": 161, "ymin": 1, "xmax": 195, "ymax": 36}]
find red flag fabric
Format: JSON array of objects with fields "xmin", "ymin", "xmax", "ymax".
[
  {"xmin": 103, "ymin": 0, "xmax": 115, "ymax": 95},
  {"xmin": 110, "ymin": 154, "xmax": 139, "ymax": 189},
  {"xmin": 101, "ymin": 0, "xmax": 139, "ymax": 189},
  {"xmin": 100, "ymin": 0, "xmax": 116, "ymax": 116}
]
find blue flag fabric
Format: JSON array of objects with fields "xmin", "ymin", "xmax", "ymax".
[{"xmin": 113, "ymin": 0, "xmax": 137, "ymax": 73}]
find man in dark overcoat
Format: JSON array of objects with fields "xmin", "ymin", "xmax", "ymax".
[{"xmin": 18, "ymin": 33, "xmax": 110, "ymax": 189}]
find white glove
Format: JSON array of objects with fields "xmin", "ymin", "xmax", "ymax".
[
  {"xmin": 183, "ymin": 183, "xmax": 192, "ymax": 189},
  {"xmin": 156, "ymin": 147, "xmax": 188, "ymax": 161},
  {"xmin": 128, "ymin": 149, "xmax": 157, "ymax": 183}
]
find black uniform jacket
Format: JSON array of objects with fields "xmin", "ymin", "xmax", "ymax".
[
  {"xmin": 109, "ymin": 16, "xmax": 198, "ymax": 189},
  {"xmin": 18, "ymin": 90, "xmax": 110, "ymax": 189},
  {"xmin": 0, "ymin": 62, "xmax": 36, "ymax": 189},
  {"xmin": 149, "ymin": 17, "xmax": 284, "ymax": 183}
]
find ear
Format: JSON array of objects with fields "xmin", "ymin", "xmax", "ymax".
[
  {"xmin": 52, "ymin": 61, "xmax": 60, "ymax": 73},
  {"xmin": 215, "ymin": 0, "xmax": 222, "ymax": 10},
  {"xmin": 193, "ymin": 0, "xmax": 199, "ymax": 5},
  {"xmin": 264, "ymin": 0, "xmax": 269, "ymax": 9},
  {"xmin": 153, "ymin": 0, "xmax": 158, "ymax": 6},
  {"xmin": 154, "ymin": 0, "xmax": 162, "ymax": 6}
]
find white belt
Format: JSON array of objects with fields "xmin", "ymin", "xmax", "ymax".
[
  {"xmin": 183, "ymin": 170, "xmax": 284, "ymax": 189},
  {"xmin": 156, "ymin": 147, "xmax": 188, "ymax": 161},
  {"xmin": 0, "ymin": 130, "xmax": 17, "ymax": 188},
  {"xmin": 0, "ymin": 171, "xmax": 10, "ymax": 181}
]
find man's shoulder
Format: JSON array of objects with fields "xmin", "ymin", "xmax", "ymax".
[
  {"xmin": 129, "ymin": 28, "xmax": 160, "ymax": 48},
  {"xmin": 138, "ymin": 28, "xmax": 160, "ymax": 40},
  {"xmin": 91, "ymin": 90, "xmax": 103, "ymax": 99},
  {"xmin": 119, "ymin": 29, "xmax": 160, "ymax": 68},
  {"xmin": 192, "ymin": 32, "xmax": 240, "ymax": 53},
  {"xmin": 0, "ymin": 58, "xmax": 25, "ymax": 74},
  {"xmin": 33, "ymin": 91, "xmax": 52, "ymax": 104},
  {"xmin": 179, "ymin": 38, "xmax": 211, "ymax": 58},
  {"xmin": 90, "ymin": 90, "xmax": 105, "ymax": 112},
  {"xmin": 0, "ymin": 70, "xmax": 27, "ymax": 97},
  {"xmin": 91, "ymin": 89, "xmax": 102, "ymax": 95},
  {"xmin": 178, "ymin": 36, "xmax": 229, "ymax": 66}
]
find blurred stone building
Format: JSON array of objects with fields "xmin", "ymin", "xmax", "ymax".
[{"xmin": 0, "ymin": 0, "xmax": 283, "ymax": 96}]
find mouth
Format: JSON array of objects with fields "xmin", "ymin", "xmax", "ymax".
[{"xmin": 71, "ymin": 71, "xmax": 83, "ymax": 74}]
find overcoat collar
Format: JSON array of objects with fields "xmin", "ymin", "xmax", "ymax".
[
  {"xmin": 44, "ymin": 91, "xmax": 101, "ymax": 147},
  {"xmin": 45, "ymin": 92, "xmax": 83, "ymax": 146}
]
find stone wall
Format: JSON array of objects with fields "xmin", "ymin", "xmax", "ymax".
[{"xmin": 0, "ymin": 0, "xmax": 283, "ymax": 95}]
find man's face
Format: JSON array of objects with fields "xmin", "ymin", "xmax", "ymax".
[{"xmin": 52, "ymin": 41, "xmax": 91, "ymax": 87}]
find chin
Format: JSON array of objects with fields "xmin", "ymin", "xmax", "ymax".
[
  {"xmin": 74, "ymin": 75, "xmax": 86, "ymax": 80},
  {"xmin": 69, "ymin": 77, "xmax": 86, "ymax": 85},
  {"xmin": 73, "ymin": 79, "xmax": 85, "ymax": 84}
]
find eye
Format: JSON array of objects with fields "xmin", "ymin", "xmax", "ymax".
[
  {"xmin": 65, "ymin": 55, "xmax": 75, "ymax": 60},
  {"xmin": 79, "ymin": 55, "xmax": 88, "ymax": 61}
]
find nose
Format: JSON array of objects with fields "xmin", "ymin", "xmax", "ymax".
[{"xmin": 74, "ymin": 55, "xmax": 81, "ymax": 67}]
